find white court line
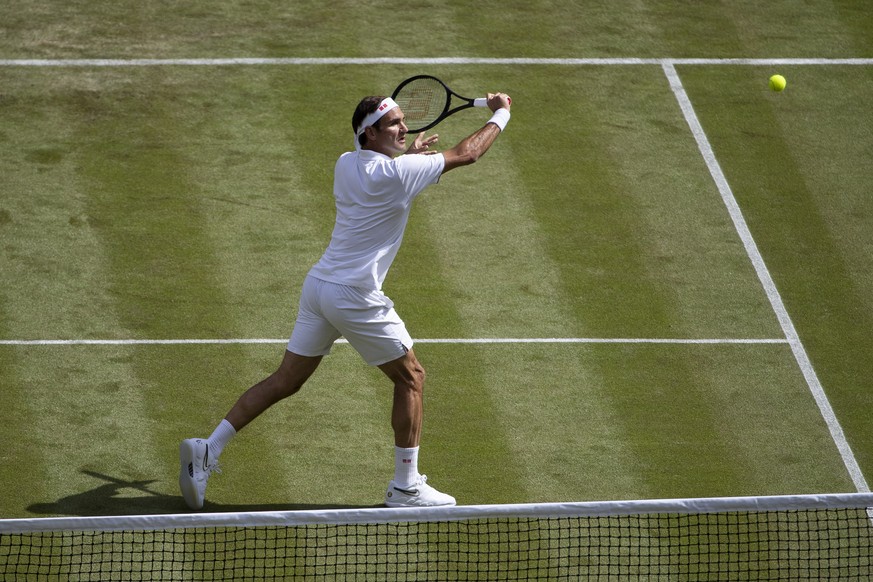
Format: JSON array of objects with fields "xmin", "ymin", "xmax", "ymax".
[
  {"xmin": 1, "ymin": 57, "xmax": 872, "ymax": 67},
  {"xmin": 662, "ymin": 62, "xmax": 869, "ymax": 493},
  {"xmin": 0, "ymin": 338, "xmax": 789, "ymax": 346}
]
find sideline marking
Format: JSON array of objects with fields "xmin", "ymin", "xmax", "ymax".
[
  {"xmin": 662, "ymin": 62, "xmax": 869, "ymax": 493},
  {"xmin": 1, "ymin": 57, "xmax": 872, "ymax": 67}
]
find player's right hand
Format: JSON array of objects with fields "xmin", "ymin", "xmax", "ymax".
[{"xmin": 486, "ymin": 92, "xmax": 512, "ymax": 112}]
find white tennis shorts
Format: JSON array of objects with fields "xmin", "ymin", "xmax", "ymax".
[{"xmin": 287, "ymin": 275, "xmax": 413, "ymax": 366}]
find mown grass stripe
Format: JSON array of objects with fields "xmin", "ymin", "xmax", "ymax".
[
  {"xmin": 392, "ymin": 182, "xmax": 532, "ymax": 500},
  {"xmin": 504, "ymin": 65, "xmax": 761, "ymax": 498},
  {"xmin": 64, "ymin": 67, "xmax": 302, "ymax": 508},
  {"xmin": 663, "ymin": 62, "xmax": 869, "ymax": 493},
  {"xmin": 0, "ymin": 345, "xmax": 51, "ymax": 516}
]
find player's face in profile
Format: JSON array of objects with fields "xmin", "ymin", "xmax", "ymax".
[{"xmin": 369, "ymin": 108, "xmax": 408, "ymax": 155}]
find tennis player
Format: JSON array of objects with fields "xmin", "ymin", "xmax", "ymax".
[{"xmin": 180, "ymin": 90, "xmax": 512, "ymax": 510}]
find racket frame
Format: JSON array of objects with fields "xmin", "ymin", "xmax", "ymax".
[{"xmin": 391, "ymin": 75, "xmax": 487, "ymax": 133}]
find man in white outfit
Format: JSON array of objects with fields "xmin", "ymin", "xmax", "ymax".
[{"xmin": 180, "ymin": 89, "xmax": 512, "ymax": 510}]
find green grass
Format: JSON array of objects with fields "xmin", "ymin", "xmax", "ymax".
[
  {"xmin": 2, "ymin": 0, "xmax": 872, "ymax": 59},
  {"xmin": 679, "ymin": 64, "xmax": 873, "ymax": 474},
  {"xmin": 1, "ymin": 0, "xmax": 872, "ymax": 534}
]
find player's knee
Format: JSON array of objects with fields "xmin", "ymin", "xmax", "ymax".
[
  {"xmin": 271, "ymin": 370, "xmax": 304, "ymax": 398},
  {"xmin": 412, "ymin": 362, "xmax": 426, "ymax": 389},
  {"xmin": 270, "ymin": 353, "xmax": 320, "ymax": 399},
  {"xmin": 396, "ymin": 364, "xmax": 425, "ymax": 394}
]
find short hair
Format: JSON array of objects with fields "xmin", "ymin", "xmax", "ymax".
[{"xmin": 352, "ymin": 96, "xmax": 387, "ymax": 147}]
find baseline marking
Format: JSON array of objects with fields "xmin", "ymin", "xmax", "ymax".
[
  {"xmin": 662, "ymin": 62, "xmax": 869, "ymax": 493},
  {"xmin": 0, "ymin": 57, "xmax": 871, "ymax": 67},
  {"xmin": 0, "ymin": 338, "xmax": 788, "ymax": 346}
]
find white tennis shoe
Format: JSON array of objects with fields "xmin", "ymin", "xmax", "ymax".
[
  {"xmin": 179, "ymin": 438, "xmax": 220, "ymax": 510},
  {"xmin": 385, "ymin": 475, "xmax": 456, "ymax": 507}
]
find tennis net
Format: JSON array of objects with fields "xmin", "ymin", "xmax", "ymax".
[{"xmin": 1, "ymin": 492, "xmax": 872, "ymax": 580}]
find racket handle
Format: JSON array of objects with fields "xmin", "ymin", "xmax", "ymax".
[{"xmin": 473, "ymin": 98, "xmax": 488, "ymax": 107}]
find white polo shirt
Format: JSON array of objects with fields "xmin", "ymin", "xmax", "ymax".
[{"xmin": 308, "ymin": 149, "xmax": 445, "ymax": 290}]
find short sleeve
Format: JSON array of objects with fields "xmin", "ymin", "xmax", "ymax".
[{"xmin": 394, "ymin": 153, "xmax": 445, "ymax": 200}]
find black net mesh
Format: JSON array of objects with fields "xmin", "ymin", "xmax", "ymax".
[{"xmin": 3, "ymin": 507, "xmax": 872, "ymax": 580}]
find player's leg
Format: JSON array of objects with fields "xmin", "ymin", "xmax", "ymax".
[
  {"xmin": 318, "ymin": 283, "xmax": 423, "ymax": 450},
  {"xmin": 180, "ymin": 275, "xmax": 338, "ymax": 510},
  {"xmin": 179, "ymin": 351, "xmax": 323, "ymax": 510},
  {"xmin": 378, "ymin": 348, "xmax": 425, "ymax": 449},
  {"xmin": 225, "ymin": 350, "xmax": 323, "ymax": 431},
  {"xmin": 378, "ymin": 350, "xmax": 455, "ymax": 507},
  {"xmin": 317, "ymin": 281, "xmax": 455, "ymax": 507}
]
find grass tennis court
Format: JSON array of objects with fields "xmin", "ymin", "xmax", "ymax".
[{"xmin": 1, "ymin": 1, "xmax": 873, "ymax": 520}]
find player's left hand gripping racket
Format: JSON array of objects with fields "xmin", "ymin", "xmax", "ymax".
[{"xmin": 391, "ymin": 75, "xmax": 488, "ymax": 133}]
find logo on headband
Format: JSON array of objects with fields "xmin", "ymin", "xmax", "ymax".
[{"xmin": 354, "ymin": 97, "xmax": 399, "ymax": 144}]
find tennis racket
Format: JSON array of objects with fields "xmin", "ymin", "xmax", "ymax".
[{"xmin": 391, "ymin": 75, "xmax": 488, "ymax": 133}]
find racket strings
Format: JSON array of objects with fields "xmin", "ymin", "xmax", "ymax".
[{"xmin": 393, "ymin": 78, "xmax": 446, "ymax": 130}]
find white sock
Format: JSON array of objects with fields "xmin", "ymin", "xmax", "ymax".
[
  {"xmin": 207, "ymin": 419, "xmax": 237, "ymax": 460},
  {"xmin": 394, "ymin": 446, "xmax": 419, "ymax": 487}
]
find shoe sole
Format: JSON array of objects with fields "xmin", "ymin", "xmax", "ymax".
[
  {"xmin": 385, "ymin": 502, "xmax": 457, "ymax": 507},
  {"xmin": 385, "ymin": 488, "xmax": 456, "ymax": 508},
  {"xmin": 385, "ymin": 500, "xmax": 457, "ymax": 508},
  {"xmin": 386, "ymin": 480, "xmax": 456, "ymax": 508},
  {"xmin": 179, "ymin": 439, "xmax": 204, "ymax": 510}
]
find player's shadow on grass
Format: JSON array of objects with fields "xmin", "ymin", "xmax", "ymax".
[{"xmin": 26, "ymin": 470, "xmax": 382, "ymax": 517}]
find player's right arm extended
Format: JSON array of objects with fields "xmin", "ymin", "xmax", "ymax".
[{"xmin": 442, "ymin": 93, "xmax": 511, "ymax": 173}]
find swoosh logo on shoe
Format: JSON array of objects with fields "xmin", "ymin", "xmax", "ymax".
[
  {"xmin": 202, "ymin": 442, "xmax": 209, "ymax": 471},
  {"xmin": 393, "ymin": 486, "xmax": 419, "ymax": 496}
]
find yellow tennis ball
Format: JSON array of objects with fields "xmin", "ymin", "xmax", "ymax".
[{"xmin": 769, "ymin": 74, "xmax": 786, "ymax": 92}]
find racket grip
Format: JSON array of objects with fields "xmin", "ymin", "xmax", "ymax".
[{"xmin": 473, "ymin": 98, "xmax": 488, "ymax": 107}]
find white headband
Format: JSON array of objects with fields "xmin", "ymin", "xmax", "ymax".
[{"xmin": 355, "ymin": 97, "xmax": 399, "ymax": 137}]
